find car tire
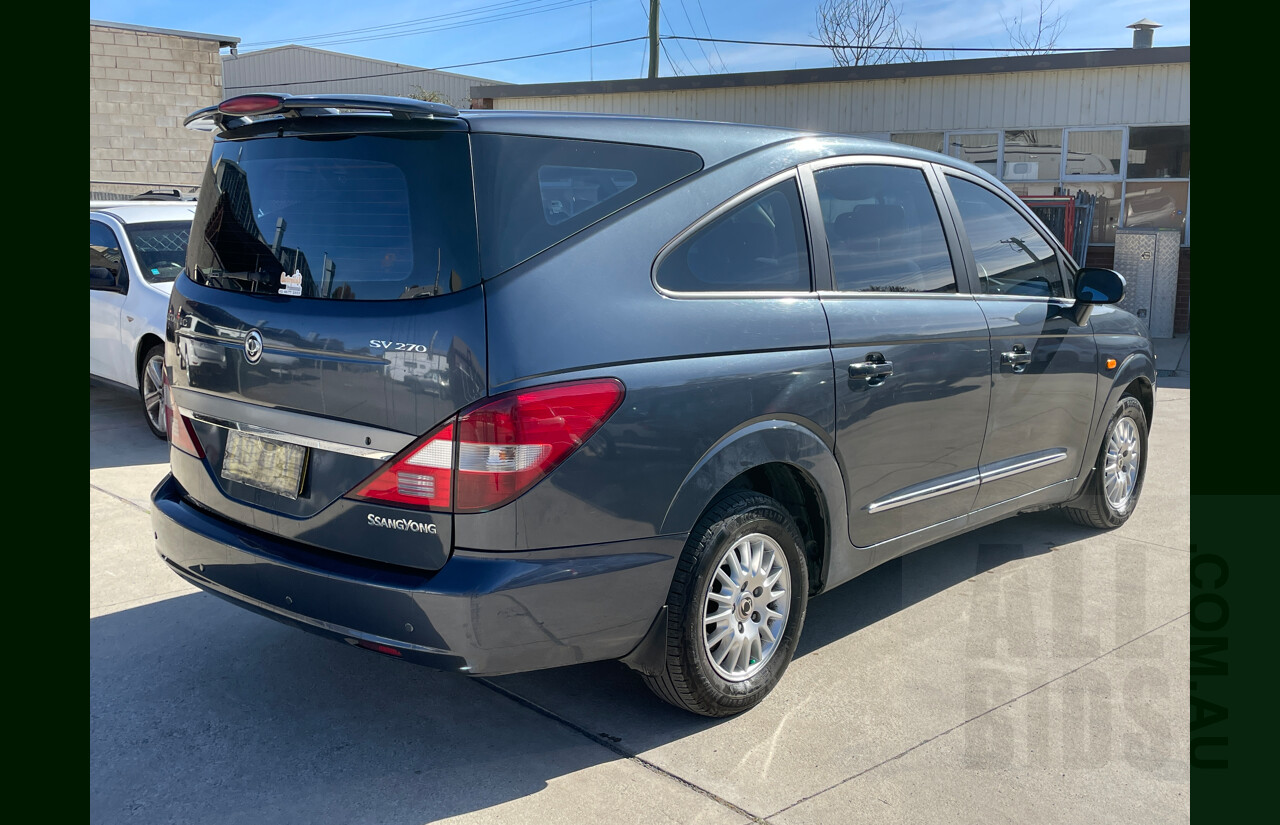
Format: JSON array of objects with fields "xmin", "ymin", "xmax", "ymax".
[
  {"xmin": 1062, "ymin": 395, "xmax": 1148, "ymax": 529},
  {"xmin": 643, "ymin": 491, "xmax": 808, "ymax": 717},
  {"xmin": 139, "ymin": 343, "xmax": 167, "ymax": 441}
]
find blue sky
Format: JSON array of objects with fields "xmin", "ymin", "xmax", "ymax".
[{"xmin": 89, "ymin": 0, "xmax": 1190, "ymax": 84}]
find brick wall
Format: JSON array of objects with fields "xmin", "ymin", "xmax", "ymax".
[
  {"xmin": 90, "ymin": 24, "xmax": 224, "ymax": 193},
  {"xmin": 1082, "ymin": 246, "xmax": 1190, "ymax": 335}
]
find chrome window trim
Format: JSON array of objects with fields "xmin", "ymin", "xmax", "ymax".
[{"xmin": 652, "ymin": 168, "xmax": 816, "ymax": 299}]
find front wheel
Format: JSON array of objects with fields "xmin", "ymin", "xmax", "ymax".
[
  {"xmin": 1062, "ymin": 395, "xmax": 1148, "ymax": 528},
  {"xmin": 643, "ymin": 492, "xmax": 808, "ymax": 717},
  {"xmin": 139, "ymin": 343, "xmax": 167, "ymax": 440}
]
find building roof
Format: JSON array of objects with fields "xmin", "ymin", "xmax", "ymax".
[
  {"xmin": 472, "ymin": 45, "xmax": 1189, "ymax": 99},
  {"xmin": 225, "ymin": 44, "xmax": 496, "ymax": 85},
  {"xmin": 91, "ymin": 19, "xmax": 239, "ymax": 47}
]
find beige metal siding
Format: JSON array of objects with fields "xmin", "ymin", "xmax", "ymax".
[
  {"xmin": 491, "ymin": 64, "xmax": 1190, "ymax": 132},
  {"xmin": 223, "ymin": 46, "xmax": 493, "ymax": 108}
]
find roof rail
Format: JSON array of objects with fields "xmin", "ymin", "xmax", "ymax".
[{"xmin": 185, "ymin": 93, "xmax": 460, "ymax": 133}]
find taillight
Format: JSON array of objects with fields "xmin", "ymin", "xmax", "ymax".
[
  {"xmin": 455, "ymin": 379, "xmax": 624, "ymax": 512},
  {"xmin": 348, "ymin": 379, "xmax": 624, "ymax": 513},
  {"xmin": 163, "ymin": 369, "xmax": 205, "ymax": 458},
  {"xmin": 351, "ymin": 423, "xmax": 454, "ymax": 510}
]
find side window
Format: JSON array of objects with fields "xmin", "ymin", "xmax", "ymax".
[
  {"xmin": 946, "ymin": 176, "xmax": 1065, "ymax": 298},
  {"xmin": 656, "ymin": 179, "xmax": 810, "ymax": 293},
  {"xmin": 472, "ymin": 134, "xmax": 702, "ymax": 277},
  {"xmin": 90, "ymin": 220, "xmax": 126, "ymax": 290},
  {"xmin": 813, "ymin": 164, "xmax": 957, "ymax": 293}
]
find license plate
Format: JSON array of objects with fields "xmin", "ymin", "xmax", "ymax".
[{"xmin": 221, "ymin": 430, "xmax": 307, "ymax": 500}]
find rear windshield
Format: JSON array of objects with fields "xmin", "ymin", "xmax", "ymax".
[
  {"xmin": 188, "ymin": 131, "xmax": 478, "ymax": 301},
  {"xmin": 126, "ymin": 221, "xmax": 191, "ymax": 284},
  {"xmin": 472, "ymin": 134, "xmax": 702, "ymax": 277}
]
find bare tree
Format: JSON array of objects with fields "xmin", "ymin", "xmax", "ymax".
[
  {"xmin": 815, "ymin": 0, "xmax": 926, "ymax": 67},
  {"xmin": 407, "ymin": 86, "xmax": 452, "ymax": 105},
  {"xmin": 1002, "ymin": 0, "xmax": 1067, "ymax": 54}
]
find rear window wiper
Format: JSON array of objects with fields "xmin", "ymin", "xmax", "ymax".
[{"xmin": 196, "ymin": 268, "xmax": 278, "ymax": 291}]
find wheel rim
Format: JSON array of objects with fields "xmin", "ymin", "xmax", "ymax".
[
  {"xmin": 1103, "ymin": 416, "xmax": 1141, "ymax": 510},
  {"xmin": 703, "ymin": 532, "xmax": 791, "ymax": 682},
  {"xmin": 143, "ymin": 354, "xmax": 165, "ymax": 434}
]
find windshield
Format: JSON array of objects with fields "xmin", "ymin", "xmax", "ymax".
[
  {"xmin": 188, "ymin": 131, "xmax": 479, "ymax": 301},
  {"xmin": 127, "ymin": 221, "xmax": 192, "ymax": 284}
]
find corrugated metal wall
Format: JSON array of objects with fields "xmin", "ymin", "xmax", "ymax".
[
  {"xmin": 223, "ymin": 46, "xmax": 493, "ymax": 108},
  {"xmin": 490, "ymin": 64, "xmax": 1190, "ymax": 132}
]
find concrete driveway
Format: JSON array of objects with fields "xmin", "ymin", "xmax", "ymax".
[{"xmin": 90, "ymin": 379, "xmax": 1190, "ymax": 824}]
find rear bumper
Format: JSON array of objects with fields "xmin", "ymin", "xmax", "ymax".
[{"xmin": 151, "ymin": 474, "xmax": 682, "ymax": 676}]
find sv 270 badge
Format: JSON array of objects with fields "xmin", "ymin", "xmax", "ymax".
[{"xmin": 370, "ymin": 340, "xmax": 431, "ymax": 352}]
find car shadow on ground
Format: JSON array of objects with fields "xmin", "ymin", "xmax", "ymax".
[
  {"xmin": 90, "ymin": 379, "xmax": 169, "ymax": 470},
  {"xmin": 90, "ymin": 511, "xmax": 1085, "ymax": 823}
]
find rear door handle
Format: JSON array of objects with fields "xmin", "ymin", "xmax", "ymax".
[{"xmin": 849, "ymin": 353, "xmax": 893, "ymax": 382}]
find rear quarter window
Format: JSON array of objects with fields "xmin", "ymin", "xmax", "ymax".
[
  {"xmin": 472, "ymin": 135, "xmax": 702, "ymax": 277},
  {"xmin": 655, "ymin": 178, "xmax": 811, "ymax": 293}
]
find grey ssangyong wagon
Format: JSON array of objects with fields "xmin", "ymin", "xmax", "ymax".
[{"xmin": 153, "ymin": 93, "xmax": 1153, "ymax": 716}]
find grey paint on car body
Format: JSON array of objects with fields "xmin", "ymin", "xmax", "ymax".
[{"xmin": 153, "ymin": 104, "xmax": 1155, "ymax": 699}]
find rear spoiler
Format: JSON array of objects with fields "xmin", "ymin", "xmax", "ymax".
[{"xmin": 185, "ymin": 93, "xmax": 460, "ymax": 133}]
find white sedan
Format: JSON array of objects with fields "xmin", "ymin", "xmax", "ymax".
[{"xmin": 90, "ymin": 202, "xmax": 195, "ymax": 439}]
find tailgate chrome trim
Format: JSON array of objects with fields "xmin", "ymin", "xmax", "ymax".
[
  {"xmin": 171, "ymin": 387, "xmax": 414, "ymax": 459},
  {"xmin": 182, "ymin": 409, "xmax": 396, "ymax": 459}
]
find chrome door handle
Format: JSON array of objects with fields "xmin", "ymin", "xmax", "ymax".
[
  {"xmin": 1001, "ymin": 346, "xmax": 1032, "ymax": 373},
  {"xmin": 849, "ymin": 353, "xmax": 893, "ymax": 383}
]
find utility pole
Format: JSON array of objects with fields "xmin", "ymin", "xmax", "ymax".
[{"xmin": 648, "ymin": 0, "xmax": 660, "ymax": 78}]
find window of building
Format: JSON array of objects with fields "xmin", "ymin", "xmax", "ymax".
[
  {"xmin": 1127, "ymin": 126, "xmax": 1190, "ymax": 178},
  {"xmin": 656, "ymin": 179, "xmax": 810, "ymax": 293},
  {"xmin": 814, "ymin": 164, "xmax": 957, "ymax": 294},
  {"xmin": 890, "ymin": 132, "xmax": 944, "ymax": 154},
  {"xmin": 1002, "ymin": 130, "xmax": 1062, "ymax": 181},
  {"xmin": 1066, "ymin": 129, "xmax": 1123, "ymax": 177},
  {"xmin": 946, "ymin": 132, "xmax": 999, "ymax": 176}
]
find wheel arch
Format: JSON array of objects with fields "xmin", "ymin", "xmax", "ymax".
[{"xmin": 659, "ymin": 418, "xmax": 848, "ymax": 596}]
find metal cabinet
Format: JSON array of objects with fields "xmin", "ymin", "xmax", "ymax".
[{"xmin": 1113, "ymin": 228, "xmax": 1181, "ymax": 338}]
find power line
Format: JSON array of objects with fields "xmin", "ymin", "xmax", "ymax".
[
  {"xmin": 239, "ymin": 0, "xmax": 600, "ymax": 52},
  {"xmin": 658, "ymin": 5, "xmax": 699, "ymax": 74},
  {"xmin": 240, "ymin": 0, "xmax": 554, "ymax": 48},
  {"xmin": 224, "ymin": 36, "xmax": 650, "ymax": 89},
  {"xmin": 663, "ymin": 35, "xmax": 1116, "ymax": 54},
  {"xmin": 676, "ymin": 0, "xmax": 718, "ymax": 74},
  {"xmin": 694, "ymin": 0, "xmax": 728, "ymax": 72}
]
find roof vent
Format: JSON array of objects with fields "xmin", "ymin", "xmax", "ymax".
[{"xmin": 1127, "ymin": 18, "xmax": 1161, "ymax": 49}]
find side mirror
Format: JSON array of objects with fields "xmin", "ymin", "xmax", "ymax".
[
  {"xmin": 1071, "ymin": 268, "xmax": 1125, "ymax": 325},
  {"xmin": 90, "ymin": 266, "xmax": 119, "ymax": 291}
]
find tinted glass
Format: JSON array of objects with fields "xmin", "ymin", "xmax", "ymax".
[
  {"xmin": 90, "ymin": 221, "xmax": 124, "ymax": 281},
  {"xmin": 473, "ymin": 135, "xmax": 702, "ymax": 277},
  {"xmin": 815, "ymin": 165, "xmax": 956, "ymax": 294},
  {"xmin": 948, "ymin": 176, "xmax": 1064, "ymax": 298},
  {"xmin": 657, "ymin": 179, "xmax": 810, "ymax": 293},
  {"xmin": 1127, "ymin": 126, "xmax": 1190, "ymax": 178},
  {"xmin": 126, "ymin": 221, "xmax": 190, "ymax": 284},
  {"xmin": 189, "ymin": 131, "xmax": 478, "ymax": 301}
]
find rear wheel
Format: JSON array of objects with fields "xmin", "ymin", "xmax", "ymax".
[
  {"xmin": 643, "ymin": 492, "xmax": 808, "ymax": 717},
  {"xmin": 1063, "ymin": 395, "xmax": 1148, "ymax": 528},
  {"xmin": 139, "ymin": 343, "xmax": 166, "ymax": 440}
]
